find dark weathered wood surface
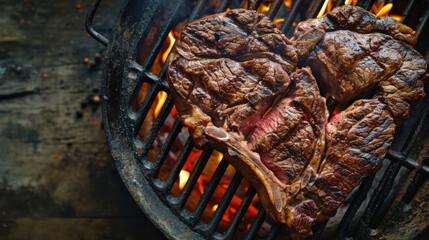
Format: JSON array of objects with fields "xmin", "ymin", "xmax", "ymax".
[{"xmin": 0, "ymin": 0, "xmax": 166, "ymax": 239}]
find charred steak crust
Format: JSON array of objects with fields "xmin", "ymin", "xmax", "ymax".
[
  {"xmin": 168, "ymin": 8, "xmax": 297, "ymax": 140},
  {"xmin": 310, "ymin": 99, "xmax": 396, "ymax": 217},
  {"xmin": 293, "ymin": 5, "xmax": 427, "ymax": 122},
  {"xmin": 166, "ymin": 6, "xmax": 426, "ymax": 239}
]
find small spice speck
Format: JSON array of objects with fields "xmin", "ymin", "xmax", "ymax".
[{"xmin": 92, "ymin": 95, "xmax": 100, "ymax": 103}]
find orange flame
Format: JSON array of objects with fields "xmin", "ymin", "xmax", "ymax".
[
  {"xmin": 258, "ymin": 2, "xmax": 271, "ymax": 13},
  {"xmin": 154, "ymin": 91, "xmax": 168, "ymax": 118},
  {"xmin": 162, "ymin": 31, "xmax": 176, "ymax": 63},
  {"xmin": 284, "ymin": 0, "xmax": 292, "ymax": 9},
  {"xmin": 370, "ymin": 1, "xmax": 402, "ymax": 21},
  {"xmin": 390, "ymin": 14, "xmax": 402, "ymax": 22},
  {"xmin": 213, "ymin": 151, "xmax": 223, "ymax": 163},
  {"xmin": 376, "ymin": 3, "xmax": 393, "ymax": 17},
  {"xmin": 317, "ymin": 0, "xmax": 330, "ymax": 18}
]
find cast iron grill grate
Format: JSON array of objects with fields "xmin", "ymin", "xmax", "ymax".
[{"xmin": 87, "ymin": 0, "xmax": 429, "ymax": 239}]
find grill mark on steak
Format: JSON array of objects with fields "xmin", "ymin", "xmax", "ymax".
[
  {"xmin": 245, "ymin": 68, "xmax": 327, "ymax": 187},
  {"xmin": 308, "ymin": 99, "xmax": 396, "ymax": 216}
]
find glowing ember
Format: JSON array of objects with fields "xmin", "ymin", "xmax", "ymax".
[
  {"xmin": 212, "ymin": 204, "xmax": 219, "ymax": 212},
  {"xmin": 332, "ymin": 107, "xmax": 341, "ymax": 116},
  {"xmin": 179, "ymin": 169, "xmax": 190, "ymax": 190},
  {"xmin": 162, "ymin": 31, "xmax": 176, "ymax": 63}
]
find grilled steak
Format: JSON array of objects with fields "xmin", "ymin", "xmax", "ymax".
[
  {"xmin": 166, "ymin": 6, "xmax": 426, "ymax": 239},
  {"xmin": 168, "ymin": 8, "xmax": 297, "ymax": 140},
  {"xmin": 293, "ymin": 5, "xmax": 427, "ymax": 121},
  {"xmin": 308, "ymin": 99, "xmax": 396, "ymax": 217},
  {"xmin": 167, "ymin": 8, "xmax": 326, "ymax": 233},
  {"xmin": 248, "ymin": 68, "xmax": 327, "ymax": 187}
]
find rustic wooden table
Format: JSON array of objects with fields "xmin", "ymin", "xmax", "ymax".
[{"xmin": 0, "ymin": 0, "xmax": 166, "ymax": 239}]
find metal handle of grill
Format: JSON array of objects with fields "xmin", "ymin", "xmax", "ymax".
[{"xmin": 86, "ymin": 0, "xmax": 109, "ymax": 46}]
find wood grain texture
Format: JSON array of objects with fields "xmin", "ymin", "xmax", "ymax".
[{"xmin": 0, "ymin": 0, "xmax": 166, "ymax": 239}]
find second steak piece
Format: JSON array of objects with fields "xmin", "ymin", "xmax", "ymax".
[
  {"xmin": 293, "ymin": 5, "xmax": 427, "ymax": 121},
  {"xmin": 307, "ymin": 99, "xmax": 396, "ymax": 218}
]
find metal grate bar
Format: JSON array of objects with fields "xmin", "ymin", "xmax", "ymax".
[
  {"xmin": 140, "ymin": 96, "xmax": 174, "ymax": 156},
  {"xmin": 401, "ymin": 0, "xmax": 418, "ymax": 23},
  {"xmin": 357, "ymin": 0, "xmax": 376, "ymax": 10},
  {"xmin": 267, "ymin": 0, "xmax": 284, "ymax": 20},
  {"xmin": 249, "ymin": 0, "xmax": 264, "ymax": 10},
  {"xmin": 308, "ymin": 0, "xmax": 328, "ymax": 19},
  {"xmin": 141, "ymin": 71, "xmax": 161, "ymax": 87},
  {"xmin": 369, "ymin": 164, "xmax": 404, "ymax": 228},
  {"xmin": 334, "ymin": 0, "xmax": 346, "ymax": 8},
  {"xmin": 335, "ymin": 174, "xmax": 376, "ymax": 238},
  {"xmin": 161, "ymin": 138, "xmax": 195, "ymax": 192},
  {"xmin": 401, "ymin": 100, "xmax": 429, "ymax": 156},
  {"xmin": 387, "ymin": 150, "xmax": 429, "ymax": 174},
  {"xmin": 266, "ymin": 223, "xmax": 281, "ymax": 240},
  {"xmin": 280, "ymin": 0, "xmax": 305, "ymax": 35},
  {"xmin": 151, "ymin": 118, "xmax": 183, "ymax": 176},
  {"xmin": 189, "ymin": 0, "xmax": 212, "ymax": 21},
  {"xmin": 402, "ymin": 156, "xmax": 429, "ymax": 203},
  {"xmin": 216, "ymin": 0, "xmax": 234, "ymax": 13},
  {"xmin": 221, "ymin": 186, "xmax": 257, "ymax": 239},
  {"xmin": 190, "ymin": 159, "xmax": 230, "ymax": 225},
  {"xmin": 133, "ymin": 85, "xmax": 159, "ymax": 134},
  {"xmin": 310, "ymin": 221, "xmax": 328, "ymax": 240},
  {"xmin": 244, "ymin": 208, "xmax": 266, "ymax": 240},
  {"xmin": 416, "ymin": 7, "xmax": 429, "ymax": 40},
  {"xmin": 168, "ymin": 149, "xmax": 213, "ymax": 209},
  {"xmin": 360, "ymin": 161, "xmax": 401, "ymax": 228},
  {"xmin": 142, "ymin": 71, "xmax": 170, "ymax": 92},
  {"xmin": 141, "ymin": 0, "xmax": 186, "ymax": 70},
  {"xmin": 126, "ymin": 62, "xmax": 158, "ymax": 111},
  {"xmin": 203, "ymin": 173, "xmax": 243, "ymax": 234}
]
